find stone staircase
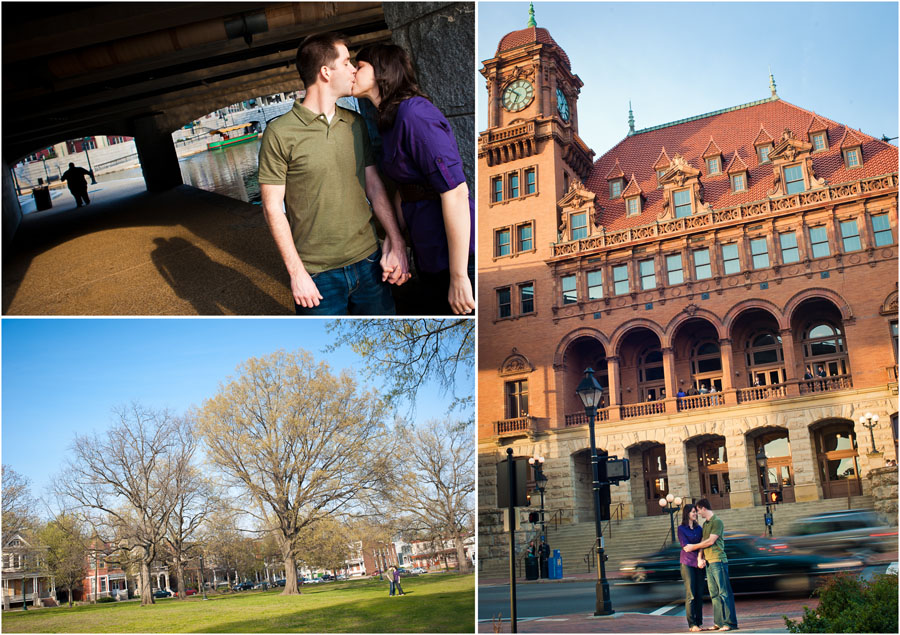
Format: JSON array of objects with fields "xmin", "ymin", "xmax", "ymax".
[{"xmin": 481, "ymin": 496, "xmax": 874, "ymax": 579}]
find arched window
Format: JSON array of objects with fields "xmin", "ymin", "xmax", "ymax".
[
  {"xmin": 745, "ymin": 330, "xmax": 785, "ymax": 386},
  {"xmin": 802, "ymin": 322, "xmax": 849, "ymax": 378},
  {"xmin": 697, "ymin": 437, "xmax": 730, "ymax": 510},
  {"xmin": 691, "ymin": 340, "xmax": 722, "ymax": 391},
  {"xmin": 754, "ymin": 430, "xmax": 795, "ymax": 503},
  {"xmin": 814, "ymin": 422, "xmax": 861, "ymax": 499},
  {"xmin": 638, "ymin": 347, "xmax": 665, "ymax": 401}
]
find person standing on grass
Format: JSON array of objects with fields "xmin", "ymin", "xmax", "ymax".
[
  {"xmin": 683, "ymin": 498, "xmax": 738, "ymax": 631},
  {"xmin": 392, "ymin": 566, "xmax": 405, "ymax": 596},
  {"xmin": 678, "ymin": 503, "xmax": 706, "ymax": 632}
]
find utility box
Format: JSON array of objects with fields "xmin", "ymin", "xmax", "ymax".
[
  {"xmin": 33, "ymin": 181, "xmax": 52, "ymax": 211},
  {"xmin": 547, "ymin": 550, "xmax": 563, "ymax": 579}
]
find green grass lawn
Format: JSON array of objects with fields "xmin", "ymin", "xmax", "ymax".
[{"xmin": 2, "ymin": 573, "xmax": 474, "ymax": 633}]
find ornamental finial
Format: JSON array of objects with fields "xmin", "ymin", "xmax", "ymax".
[
  {"xmin": 527, "ymin": 2, "xmax": 537, "ymax": 27},
  {"xmin": 628, "ymin": 101, "xmax": 635, "ymax": 135},
  {"xmin": 769, "ymin": 67, "xmax": 777, "ymax": 98}
]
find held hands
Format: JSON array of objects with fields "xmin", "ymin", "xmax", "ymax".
[
  {"xmin": 290, "ymin": 267, "xmax": 323, "ymax": 308},
  {"xmin": 449, "ymin": 273, "xmax": 475, "ymax": 315},
  {"xmin": 697, "ymin": 556, "xmax": 706, "ymax": 569},
  {"xmin": 683, "ymin": 544, "xmax": 696, "ymax": 552},
  {"xmin": 380, "ymin": 235, "xmax": 411, "ymax": 286}
]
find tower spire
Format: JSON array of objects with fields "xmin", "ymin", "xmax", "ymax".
[
  {"xmin": 527, "ymin": 2, "xmax": 537, "ymax": 27},
  {"xmin": 769, "ymin": 67, "xmax": 777, "ymax": 98},
  {"xmin": 628, "ymin": 101, "xmax": 635, "ymax": 135}
]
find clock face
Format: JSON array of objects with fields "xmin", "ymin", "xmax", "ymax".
[
  {"xmin": 502, "ymin": 79, "xmax": 534, "ymax": 112},
  {"xmin": 556, "ymin": 88, "xmax": 570, "ymax": 121}
]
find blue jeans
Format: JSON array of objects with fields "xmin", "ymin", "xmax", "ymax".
[
  {"xmin": 681, "ymin": 564, "xmax": 704, "ymax": 628},
  {"xmin": 295, "ymin": 249, "xmax": 396, "ymax": 316},
  {"xmin": 388, "ymin": 580, "xmax": 395, "ymax": 596},
  {"xmin": 706, "ymin": 562, "xmax": 738, "ymax": 628}
]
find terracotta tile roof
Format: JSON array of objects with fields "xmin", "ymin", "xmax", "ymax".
[
  {"xmin": 496, "ymin": 27, "xmax": 571, "ymax": 69},
  {"xmin": 806, "ymin": 115, "xmax": 829, "ymax": 136},
  {"xmin": 701, "ymin": 138, "xmax": 723, "ymax": 158},
  {"xmin": 622, "ymin": 173, "xmax": 643, "ymax": 197},
  {"xmin": 583, "ymin": 98, "xmax": 898, "ymax": 232},
  {"xmin": 753, "ymin": 126, "xmax": 774, "ymax": 146},
  {"xmin": 605, "ymin": 159, "xmax": 625, "ymax": 180},
  {"xmin": 652, "ymin": 147, "xmax": 671, "ymax": 170},
  {"xmin": 724, "ymin": 150, "xmax": 750, "ymax": 174},
  {"xmin": 839, "ymin": 127, "xmax": 864, "ymax": 149}
]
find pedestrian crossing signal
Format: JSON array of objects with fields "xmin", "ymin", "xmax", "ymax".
[{"xmin": 767, "ymin": 490, "xmax": 783, "ymax": 504}]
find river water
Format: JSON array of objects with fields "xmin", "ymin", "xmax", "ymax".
[{"xmin": 179, "ymin": 139, "xmax": 263, "ymax": 204}]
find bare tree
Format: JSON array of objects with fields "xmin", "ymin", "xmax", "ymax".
[
  {"xmin": 39, "ymin": 513, "xmax": 87, "ymax": 606},
  {"xmin": 56, "ymin": 403, "xmax": 183, "ymax": 606},
  {"xmin": 2, "ymin": 465, "xmax": 37, "ymax": 541},
  {"xmin": 326, "ymin": 319, "xmax": 474, "ymax": 416},
  {"xmin": 393, "ymin": 419, "xmax": 474, "ymax": 572},
  {"xmin": 196, "ymin": 350, "xmax": 396, "ymax": 595}
]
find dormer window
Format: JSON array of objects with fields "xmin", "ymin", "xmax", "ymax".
[
  {"xmin": 843, "ymin": 148, "xmax": 861, "ymax": 169},
  {"xmin": 657, "ymin": 169, "xmax": 666, "ymax": 186},
  {"xmin": 626, "ymin": 196, "xmax": 641, "ymax": 216},
  {"xmin": 731, "ymin": 172, "xmax": 747, "ymax": 193},
  {"xmin": 784, "ymin": 164, "xmax": 805, "ymax": 194},
  {"xmin": 706, "ymin": 157, "xmax": 721, "ymax": 175},
  {"xmin": 811, "ymin": 132, "xmax": 828, "ymax": 152},
  {"xmin": 609, "ymin": 179, "xmax": 623, "ymax": 198},
  {"xmin": 757, "ymin": 145, "xmax": 772, "ymax": 164},
  {"xmin": 701, "ymin": 138, "xmax": 723, "ymax": 177},
  {"xmin": 673, "ymin": 188, "xmax": 692, "ymax": 217}
]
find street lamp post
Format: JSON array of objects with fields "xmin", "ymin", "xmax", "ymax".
[
  {"xmin": 575, "ymin": 367, "xmax": 613, "ymax": 617},
  {"xmin": 658, "ymin": 494, "xmax": 683, "ymax": 544},
  {"xmin": 858, "ymin": 412, "xmax": 880, "ymax": 453},
  {"xmin": 756, "ymin": 448, "xmax": 773, "ymax": 536},
  {"xmin": 528, "ymin": 456, "xmax": 547, "ymax": 538}
]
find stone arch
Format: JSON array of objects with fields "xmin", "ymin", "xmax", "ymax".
[
  {"xmin": 880, "ymin": 289, "xmax": 898, "ymax": 316},
  {"xmin": 783, "ymin": 288, "xmax": 853, "ymax": 325},
  {"xmin": 553, "ymin": 327, "xmax": 611, "ymax": 369},
  {"xmin": 722, "ymin": 298, "xmax": 786, "ymax": 333},
  {"xmin": 609, "ymin": 318, "xmax": 666, "ymax": 357},
  {"xmin": 499, "ymin": 348, "xmax": 535, "ymax": 376},
  {"xmin": 666, "ymin": 308, "xmax": 726, "ymax": 343}
]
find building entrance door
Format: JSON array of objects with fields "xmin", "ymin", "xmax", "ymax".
[
  {"xmin": 642, "ymin": 444, "xmax": 667, "ymax": 516},
  {"xmin": 815, "ymin": 422, "xmax": 862, "ymax": 499},
  {"xmin": 698, "ymin": 439, "xmax": 730, "ymax": 509}
]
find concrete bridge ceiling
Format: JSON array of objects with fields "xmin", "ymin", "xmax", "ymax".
[{"xmin": 2, "ymin": 2, "xmax": 391, "ymax": 160}]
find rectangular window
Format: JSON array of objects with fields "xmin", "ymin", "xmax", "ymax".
[
  {"xmin": 840, "ymin": 219, "xmax": 861, "ymax": 252},
  {"xmin": 693, "ymin": 248, "xmax": 711, "ymax": 279},
  {"xmin": 505, "ymin": 380, "xmax": 528, "ymax": 419},
  {"xmin": 609, "ymin": 180, "xmax": 622, "ymax": 198},
  {"xmin": 587, "ymin": 270, "xmax": 603, "ymax": 299},
  {"xmin": 750, "ymin": 237, "xmax": 769, "ymax": 269},
  {"xmin": 809, "ymin": 226, "xmax": 830, "ymax": 258},
  {"xmin": 561, "ymin": 275, "xmax": 577, "ymax": 304},
  {"xmin": 495, "ymin": 228, "xmax": 511, "ymax": 257},
  {"xmin": 758, "ymin": 145, "xmax": 771, "ymax": 163},
  {"xmin": 721, "ymin": 243, "xmax": 741, "ymax": 274},
  {"xmin": 508, "ymin": 172, "xmax": 519, "ymax": 198},
  {"xmin": 784, "ymin": 164, "xmax": 805, "ymax": 194},
  {"xmin": 613, "ymin": 264, "xmax": 629, "ymax": 295},
  {"xmin": 666, "ymin": 254, "xmax": 684, "ymax": 285},
  {"xmin": 872, "ymin": 213, "xmax": 894, "ymax": 247},
  {"xmin": 571, "ymin": 212, "xmax": 587, "ymax": 240},
  {"xmin": 626, "ymin": 197, "xmax": 640, "ymax": 216},
  {"xmin": 519, "ymin": 283, "xmax": 534, "ymax": 314},
  {"xmin": 657, "ymin": 169, "xmax": 667, "ymax": 186},
  {"xmin": 517, "ymin": 223, "xmax": 533, "ymax": 252},
  {"xmin": 779, "ymin": 231, "xmax": 799, "ymax": 263},
  {"xmin": 706, "ymin": 157, "xmax": 720, "ymax": 175},
  {"xmin": 673, "ymin": 189, "xmax": 692, "ymax": 218},
  {"xmin": 811, "ymin": 132, "xmax": 827, "ymax": 152},
  {"xmin": 845, "ymin": 148, "xmax": 860, "ymax": 168},
  {"xmin": 525, "ymin": 168, "xmax": 536, "ymax": 194},
  {"xmin": 497, "ymin": 287, "xmax": 511, "ymax": 318},
  {"xmin": 731, "ymin": 173, "xmax": 746, "ymax": 192},
  {"xmin": 639, "ymin": 259, "xmax": 656, "ymax": 290},
  {"xmin": 492, "ymin": 177, "xmax": 503, "ymax": 203}
]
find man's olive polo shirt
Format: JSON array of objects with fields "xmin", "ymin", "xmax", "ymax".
[{"xmin": 258, "ymin": 101, "xmax": 378, "ymax": 273}]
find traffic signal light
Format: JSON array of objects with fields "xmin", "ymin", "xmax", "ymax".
[
  {"xmin": 528, "ymin": 511, "xmax": 539, "ymax": 523},
  {"xmin": 767, "ymin": 490, "xmax": 783, "ymax": 504}
]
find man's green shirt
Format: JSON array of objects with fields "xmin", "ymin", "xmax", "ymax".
[
  {"xmin": 701, "ymin": 514, "xmax": 727, "ymax": 562},
  {"xmin": 257, "ymin": 101, "xmax": 377, "ymax": 273}
]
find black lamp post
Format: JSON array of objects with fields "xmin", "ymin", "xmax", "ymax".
[
  {"xmin": 858, "ymin": 412, "xmax": 880, "ymax": 453},
  {"xmin": 528, "ymin": 455, "xmax": 548, "ymax": 537},
  {"xmin": 575, "ymin": 367, "xmax": 613, "ymax": 617},
  {"xmin": 756, "ymin": 448, "xmax": 773, "ymax": 536},
  {"xmin": 658, "ymin": 494, "xmax": 683, "ymax": 544}
]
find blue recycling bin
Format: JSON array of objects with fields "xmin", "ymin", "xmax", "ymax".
[{"xmin": 548, "ymin": 549, "xmax": 563, "ymax": 579}]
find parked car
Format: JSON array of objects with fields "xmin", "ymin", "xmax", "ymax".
[
  {"xmin": 335, "ymin": 574, "xmax": 347, "ymax": 581},
  {"xmin": 232, "ymin": 581, "xmax": 254, "ymax": 591},
  {"xmin": 274, "ymin": 578, "xmax": 286, "ymax": 587},
  {"xmin": 619, "ymin": 532, "xmax": 864, "ymax": 595},
  {"xmin": 778, "ymin": 509, "xmax": 898, "ymax": 557},
  {"xmin": 320, "ymin": 574, "xmax": 334, "ymax": 581},
  {"xmin": 410, "ymin": 567, "xmax": 427, "ymax": 574},
  {"xmin": 185, "ymin": 589, "xmax": 198, "ymax": 596},
  {"xmin": 152, "ymin": 589, "xmax": 172, "ymax": 598},
  {"xmin": 253, "ymin": 581, "xmax": 269, "ymax": 590}
]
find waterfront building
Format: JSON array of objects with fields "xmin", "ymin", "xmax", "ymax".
[{"xmin": 478, "ymin": 11, "xmax": 898, "ymax": 572}]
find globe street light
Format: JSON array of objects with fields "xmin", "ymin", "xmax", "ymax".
[
  {"xmin": 575, "ymin": 367, "xmax": 613, "ymax": 616},
  {"xmin": 858, "ymin": 412, "xmax": 880, "ymax": 453},
  {"xmin": 756, "ymin": 448, "xmax": 774, "ymax": 536},
  {"xmin": 658, "ymin": 493, "xmax": 683, "ymax": 544}
]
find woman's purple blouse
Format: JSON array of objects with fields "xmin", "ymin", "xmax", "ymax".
[
  {"xmin": 678, "ymin": 523, "xmax": 703, "ymax": 568},
  {"xmin": 380, "ymin": 96, "xmax": 475, "ymax": 274}
]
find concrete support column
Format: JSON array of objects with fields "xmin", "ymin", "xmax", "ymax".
[
  {"xmin": 780, "ymin": 328, "xmax": 801, "ymax": 396},
  {"xmin": 719, "ymin": 338, "xmax": 735, "ymax": 391},
  {"xmin": 662, "ymin": 347, "xmax": 677, "ymax": 400},
  {"xmin": 3, "ymin": 159, "xmax": 23, "ymax": 252},
  {"xmin": 606, "ymin": 356, "xmax": 621, "ymax": 421},
  {"xmin": 725, "ymin": 432, "xmax": 754, "ymax": 508},
  {"xmin": 665, "ymin": 438, "xmax": 690, "ymax": 500},
  {"xmin": 133, "ymin": 114, "xmax": 182, "ymax": 192},
  {"xmin": 788, "ymin": 424, "xmax": 819, "ymax": 502}
]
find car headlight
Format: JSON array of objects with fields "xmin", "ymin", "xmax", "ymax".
[{"xmin": 816, "ymin": 560, "xmax": 863, "ymax": 569}]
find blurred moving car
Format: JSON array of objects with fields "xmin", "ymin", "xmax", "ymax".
[
  {"xmin": 777, "ymin": 509, "xmax": 898, "ymax": 557},
  {"xmin": 619, "ymin": 532, "xmax": 864, "ymax": 594}
]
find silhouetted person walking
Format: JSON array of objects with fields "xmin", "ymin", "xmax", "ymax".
[{"xmin": 61, "ymin": 163, "xmax": 94, "ymax": 207}]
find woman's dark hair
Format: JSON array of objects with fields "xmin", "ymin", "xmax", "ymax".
[
  {"xmin": 680, "ymin": 503, "xmax": 696, "ymax": 527},
  {"xmin": 355, "ymin": 43, "xmax": 428, "ymax": 131}
]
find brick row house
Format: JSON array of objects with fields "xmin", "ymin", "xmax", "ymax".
[{"xmin": 478, "ymin": 13, "xmax": 898, "ymax": 573}]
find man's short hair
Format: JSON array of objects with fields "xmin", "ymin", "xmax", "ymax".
[
  {"xmin": 296, "ymin": 32, "xmax": 348, "ymax": 87},
  {"xmin": 695, "ymin": 498, "xmax": 711, "ymax": 511}
]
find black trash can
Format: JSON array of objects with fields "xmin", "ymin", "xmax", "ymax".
[
  {"xmin": 524, "ymin": 555, "xmax": 539, "ymax": 580},
  {"xmin": 33, "ymin": 184, "xmax": 52, "ymax": 211},
  {"xmin": 539, "ymin": 555, "xmax": 549, "ymax": 579}
]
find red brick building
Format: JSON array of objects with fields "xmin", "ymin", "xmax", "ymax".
[{"xmin": 478, "ymin": 13, "xmax": 897, "ymax": 571}]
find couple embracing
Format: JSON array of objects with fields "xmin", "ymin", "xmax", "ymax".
[
  {"xmin": 679, "ymin": 499, "xmax": 739, "ymax": 632},
  {"xmin": 258, "ymin": 33, "xmax": 475, "ymax": 316}
]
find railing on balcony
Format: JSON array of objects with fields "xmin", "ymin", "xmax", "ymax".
[
  {"xmin": 564, "ymin": 409, "xmax": 610, "ymax": 426},
  {"xmin": 493, "ymin": 416, "xmax": 532, "ymax": 437},
  {"xmin": 621, "ymin": 401, "xmax": 666, "ymax": 418},
  {"xmin": 798, "ymin": 374, "xmax": 853, "ymax": 395},
  {"xmin": 676, "ymin": 393, "xmax": 727, "ymax": 411},
  {"xmin": 736, "ymin": 384, "xmax": 788, "ymax": 403}
]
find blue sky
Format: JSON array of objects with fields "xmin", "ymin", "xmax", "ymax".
[
  {"xmin": 478, "ymin": 2, "xmax": 899, "ymax": 155},
  {"xmin": 2, "ymin": 319, "xmax": 472, "ymax": 505}
]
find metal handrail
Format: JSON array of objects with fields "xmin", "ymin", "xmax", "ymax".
[{"xmin": 602, "ymin": 502, "xmax": 626, "ymax": 538}]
